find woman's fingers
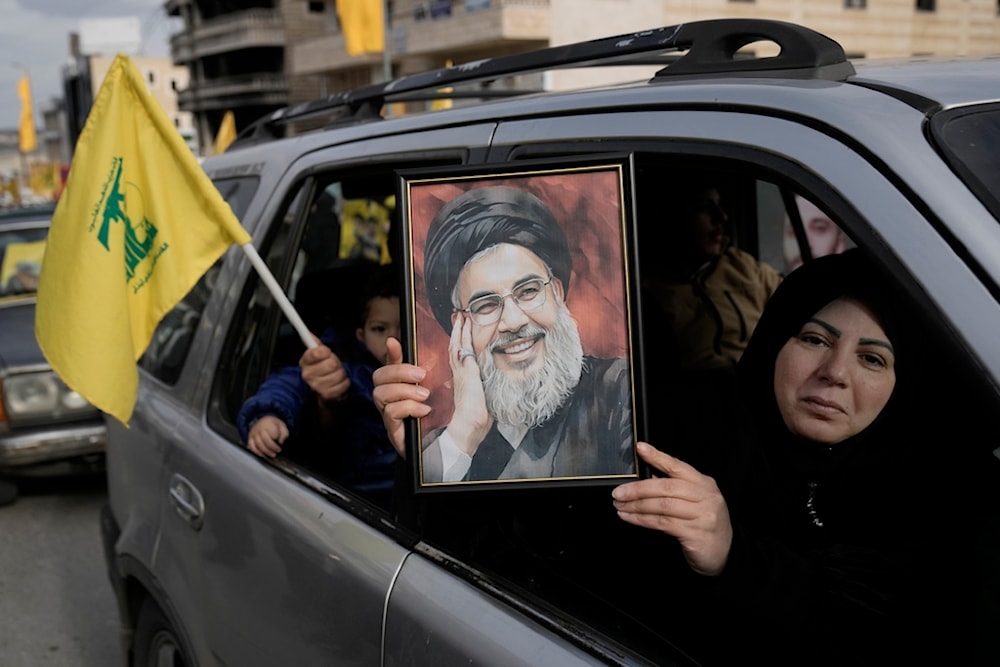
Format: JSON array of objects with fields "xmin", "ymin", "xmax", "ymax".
[
  {"xmin": 635, "ymin": 442, "xmax": 706, "ymax": 482},
  {"xmin": 613, "ymin": 441, "xmax": 734, "ymax": 575}
]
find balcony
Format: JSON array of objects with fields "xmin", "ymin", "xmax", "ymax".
[
  {"xmin": 401, "ymin": 0, "xmax": 549, "ymax": 56},
  {"xmin": 176, "ymin": 73, "xmax": 288, "ymax": 112},
  {"xmin": 171, "ymin": 9, "xmax": 284, "ymax": 64},
  {"xmin": 293, "ymin": 0, "xmax": 549, "ymax": 76}
]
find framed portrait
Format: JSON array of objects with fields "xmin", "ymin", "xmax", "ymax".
[{"xmin": 398, "ymin": 157, "xmax": 643, "ymax": 491}]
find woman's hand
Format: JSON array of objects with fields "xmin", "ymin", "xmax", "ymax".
[
  {"xmin": 372, "ymin": 337, "xmax": 431, "ymax": 458},
  {"xmin": 613, "ymin": 442, "xmax": 733, "ymax": 576},
  {"xmin": 247, "ymin": 415, "xmax": 289, "ymax": 459},
  {"xmin": 443, "ymin": 313, "xmax": 492, "ymax": 456}
]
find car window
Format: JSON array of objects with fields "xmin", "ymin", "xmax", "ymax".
[
  {"xmin": 209, "ymin": 170, "xmax": 399, "ymax": 508},
  {"xmin": 139, "ymin": 176, "xmax": 259, "ymax": 383},
  {"xmin": 755, "ymin": 183, "xmax": 853, "ymax": 275},
  {"xmin": 930, "ymin": 104, "xmax": 1000, "ymax": 221},
  {"xmin": 0, "ymin": 225, "xmax": 48, "ymax": 298}
]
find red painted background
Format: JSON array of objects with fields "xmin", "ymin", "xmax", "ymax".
[{"xmin": 407, "ymin": 167, "xmax": 632, "ymax": 433}]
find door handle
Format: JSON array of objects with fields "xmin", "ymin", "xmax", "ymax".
[{"xmin": 169, "ymin": 473, "xmax": 205, "ymax": 530}]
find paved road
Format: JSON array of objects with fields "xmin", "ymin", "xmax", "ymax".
[{"xmin": 0, "ymin": 475, "xmax": 122, "ymax": 667}]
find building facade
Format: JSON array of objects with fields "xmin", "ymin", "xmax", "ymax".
[
  {"xmin": 294, "ymin": 0, "xmax": 1000, "ymax": 104},
  {"xmin": 166, "ymin": 0, "xmax": 332, "ymax": 152},
  {"xmin": 165, "ymin": 0, "xmax": 1000, "ymax": 148}
]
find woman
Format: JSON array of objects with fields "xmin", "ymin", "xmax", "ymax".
[{"xmin": 613, "ymin": 249, "xmax": 994, "ymax": 665}]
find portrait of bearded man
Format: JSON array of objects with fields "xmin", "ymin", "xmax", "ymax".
[{"xmin": 412, "ymin": 183, "xmax": 636, "ymax": 484}]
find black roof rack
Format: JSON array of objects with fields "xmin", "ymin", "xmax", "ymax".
[{"xmin": 231, "ymin": 19, "xmax": 853, "ymax": 149}]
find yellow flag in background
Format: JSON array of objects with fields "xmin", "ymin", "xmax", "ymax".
[
  {"xmin": 431, "ymin": 60, "xmax": 454, "ymax": 111},
  {"xmin": 214, "ymin": 110, "xmax": 237, "ymax": 155},
  {"xmin": 35, "ymin": 53, "xmax": 252, "ymax": 426},
  {"xmin": 29, "ymin": 162, "xmax": 56, "ymax": 198},
  {"xmin": 18, "ymin": 75, "xmax": 37, "ymax": 153},
  {"xmin": 338, "ymin": 0, "xmax": 385, "ymax": 56}
]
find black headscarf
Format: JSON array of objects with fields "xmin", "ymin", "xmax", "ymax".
[
  {"xmin": 675, "ymin": 249, "xmax": 997, "ymax": 666},
  {"xmin": 739, "ymin": 248, "xmax": 908, "ymax": 435},
  {"xmin": 423, "ymin": 186, "xmax": 573, "ymax": 332},
  {"xmin": 732, "ymin": 248, "xmax": 915, "ymax": 540}
]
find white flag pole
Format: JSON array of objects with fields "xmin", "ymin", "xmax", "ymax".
[{"xmin": 239, "ymin": 243, "xmax": 318, "ymax": 349}]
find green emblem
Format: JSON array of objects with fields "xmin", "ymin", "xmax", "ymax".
[{"xmin": 92, "ymin": 157, "xmax": 169, "ymax": 292}]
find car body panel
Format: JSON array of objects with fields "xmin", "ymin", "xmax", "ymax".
[
  {"xmin": 108, "ymin": 383, "xmax": 406, "ymax": 665},
  {"xmin": 850, "ymin": 56, "xmax": 1000, "ymax": 108},
  {"xmin": 385, "ymin": 553, "xmax": 636, "ymax": 666}
]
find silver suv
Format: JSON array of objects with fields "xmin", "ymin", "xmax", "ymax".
[{"xmin": 101, "ymin": 19, "xmax": 1000, "ymax": 666}]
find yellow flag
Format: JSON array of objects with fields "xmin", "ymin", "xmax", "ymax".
[
  {"xmin": 431, "ymin": 60, "xmax": 454, "ymax": 111},
  {"xmin": 337, "ymin": 0, "xmax": 385, "ymax": 56},
  {"xmin": 35, "ymin": 53, "xmax": 252, "ymax": 426},
  {"xmin": 18, "ymin": 75, "xmax": 37, "ymax": 153},
  {"xmin": 29, "ymin": 162, "xmax": 55, "ymax": 198},
  {"xmin": 214, "ymin": 110, "xmax": 237, "ymax": 155}
]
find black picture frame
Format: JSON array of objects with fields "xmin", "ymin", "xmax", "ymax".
[{"xmin": 398, "ymin": 156, "xmax": 643, "ymax": 491}]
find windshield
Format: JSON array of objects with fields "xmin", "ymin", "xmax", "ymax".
[
  {"xmin": 931, "ymin": 104, "xmax": 1000, "ymax": 221},
  {"xmin": 0, "ymin": 223, "xmax": 48, "ymax": 298}
]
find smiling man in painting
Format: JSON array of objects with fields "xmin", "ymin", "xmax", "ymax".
[{"xmin": 380, "ymin": 185, "xmax": 635, "ymax": 484}]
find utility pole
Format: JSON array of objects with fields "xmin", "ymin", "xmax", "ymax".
[{"xmin": 382, "ymin": 0, "xmax": 393, "ymax": 83}]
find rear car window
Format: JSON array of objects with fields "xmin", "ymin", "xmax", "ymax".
[
  {"xmin": 930, "ymin": 104, "xmax": 1000, "ymax": 220},
  {"xmin": 138, "ymin": 175, "xmax": 259, "ymax": 383}
]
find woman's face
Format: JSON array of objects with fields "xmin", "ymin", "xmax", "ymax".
[{"xmin": 773, "ymin": 296, "xmax": 896, "ymax": 444}]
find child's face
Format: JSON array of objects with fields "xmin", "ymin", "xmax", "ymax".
[{"xmin": 356, "ymin": 296, "xmax": 400, "ymax": 364}]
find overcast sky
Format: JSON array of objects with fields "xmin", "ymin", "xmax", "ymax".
[{"xmin": 0, "ymin": 0, "xmax": 177, "ymax": 130}]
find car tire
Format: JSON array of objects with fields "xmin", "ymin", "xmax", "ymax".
[{"xmin": 133, "ymin": 597, "xmax": 192, "ymax": 667}]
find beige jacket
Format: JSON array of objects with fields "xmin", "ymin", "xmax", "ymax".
[{"xmin": 645, "ymin": 247, "xmax": 782, "ymax": 370}]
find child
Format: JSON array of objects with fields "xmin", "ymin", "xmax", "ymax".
[{"xmin": 237, "ymin": 266, "xmax": 400, "ymax": 508}]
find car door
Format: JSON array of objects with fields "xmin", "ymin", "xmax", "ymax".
[
  {"xmin": 184, "ymin": 127, "xmax": 540, "ymax": 665},
  {"xmin": 476, "ymin": 101, "xmax": 1000, "ymax": 661}
]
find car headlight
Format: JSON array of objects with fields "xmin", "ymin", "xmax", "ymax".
[{"xmin": 1, "ymin": 371, "xmax": 100, "ymax": 426}]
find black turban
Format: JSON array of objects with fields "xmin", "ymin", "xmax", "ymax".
[{"xmin": 423, "ymin": 186, "xmax": 572, "ymax": 331}]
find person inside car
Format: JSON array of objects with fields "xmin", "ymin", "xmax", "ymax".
[
  {"xmin": 238, "ymin": 266, "xmax": 400, "ymax": 507},
  {"xmin": 638, "ymin": 172, "xmax": 783, "ymax": 471},
  {"xmin": 383, "ymin": 185, "xmax": 634, "ymax": 483},
  {"xmin": 641, "ymin": 173, "xmax": 782, "ymax": 372},
  {"xmin": 3, "ymin": 259, "xmax": 41, "ymax": 295},
  {"xmin": 612, "ymin": 249, "xmax": 998, "ymax": 665}
]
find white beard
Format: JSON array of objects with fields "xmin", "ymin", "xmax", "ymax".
[{"xmin": 478, "ymin": 300, "xmax": 584, "ymax": 428}]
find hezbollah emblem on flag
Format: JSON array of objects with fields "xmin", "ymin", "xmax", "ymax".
[{"xmin": 93, "ymin": 156, "xmax": 169, "ymax": 291}]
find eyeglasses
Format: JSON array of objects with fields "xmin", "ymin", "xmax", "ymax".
[{"xmin": 455, "ymin": 276, "xmax": 553, "ymax": 326}]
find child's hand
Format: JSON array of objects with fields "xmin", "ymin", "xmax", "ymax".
[
  {"xmin": 247, "ymin": 415, "xmax": 289, "ymax": 458},
  {"xmin": 301, "ymin": 340, "xmax": 351, "ymax": 403}
]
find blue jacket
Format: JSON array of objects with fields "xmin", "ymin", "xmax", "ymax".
[{"xmin": 237, "ymin": 328, "xmax": 395, "ymax": 506}]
